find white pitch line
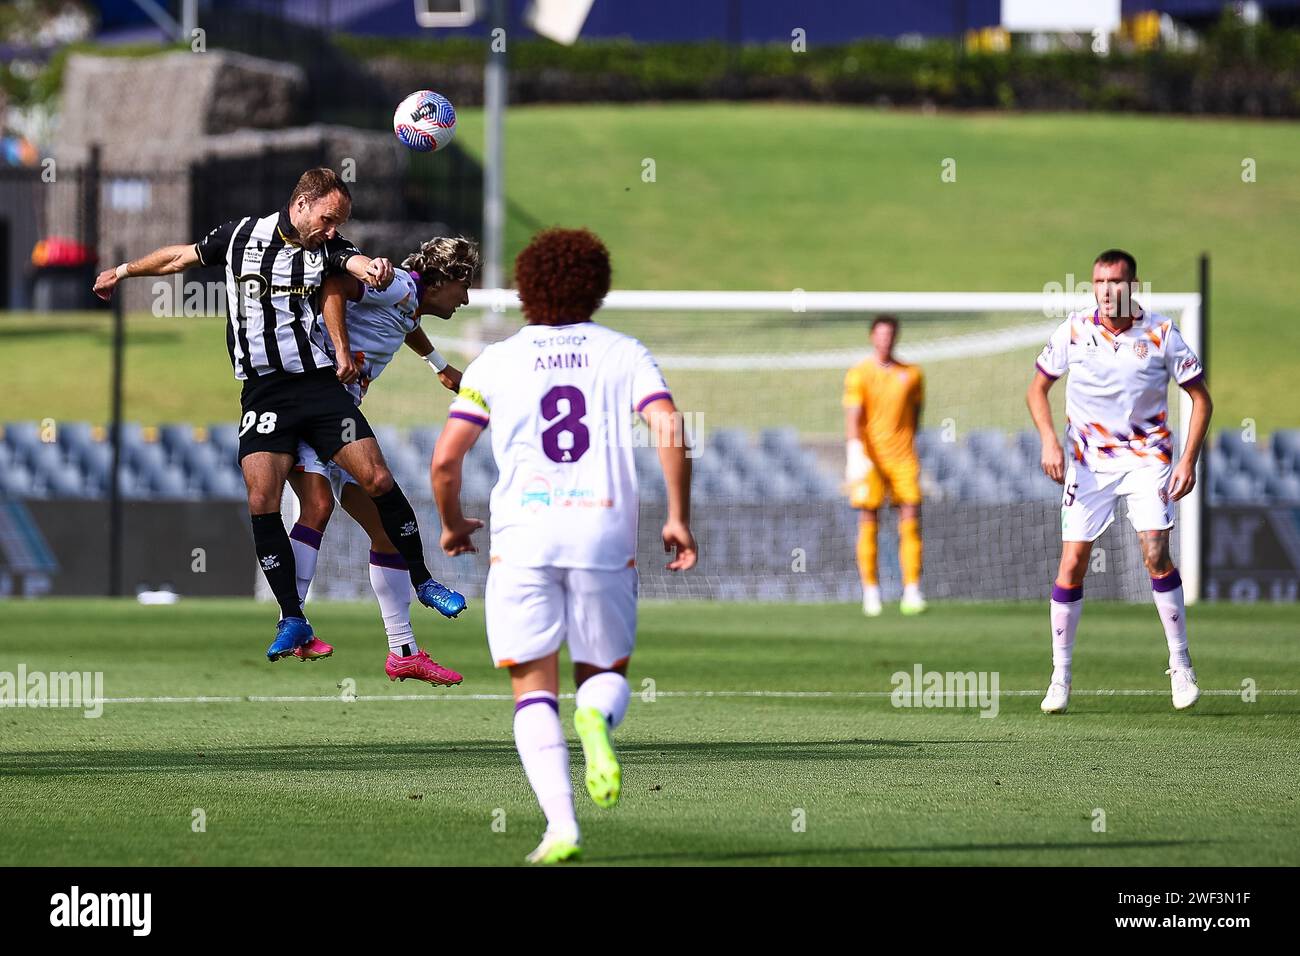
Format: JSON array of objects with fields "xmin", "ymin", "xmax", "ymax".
[{"xmin": 34, "ymin": 688, "xmax": 1300, "ymax": 706}]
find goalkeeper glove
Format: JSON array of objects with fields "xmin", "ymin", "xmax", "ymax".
[{"xmin": 845, "ymin": 438, "xmax": 872, "ymax": 485}]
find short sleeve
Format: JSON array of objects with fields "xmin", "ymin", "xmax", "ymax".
[
  {"xmin": 1164, "ymin": 324, "xmax": 1204, "ymax": 387},
  {"xmin": 194, "ymin": 220, "xmax": 239, "ymax": 267},
  {"xmin": 363, "ymin": 271, "xmax": 417, "ymax": 310},
  {"xmin": 632, "ymin": 341, "xmax": 672, "ymax": 413},
  {"xmin": 323, "ymin": 234, "xmax": 361, "ymax": 275},
  {"xmin": 841, "ymin": 366, "xmax": 863, "ymax": 409},
  {"xmin": 1035, "ymin": 319, "xmax": 1071, "ymax": 380},
  {"xmin": 448, "ymin": 353, "xmax": 491, "ymax": 428}
]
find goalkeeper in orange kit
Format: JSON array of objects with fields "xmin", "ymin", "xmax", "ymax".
[{"xmin": 842, "ymin": 315, "xmax": 926, "ymax": 616}]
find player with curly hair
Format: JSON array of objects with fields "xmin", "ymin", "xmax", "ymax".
[
  {"xmin": 432, "ymin": 228, "xmax": 697, "ymax": 863},
  {"xmin": 284, "ymin": 236, "xmax": 481, "ymax": 687}
]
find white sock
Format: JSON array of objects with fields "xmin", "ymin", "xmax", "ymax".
[
  {"xmin": 368, "ymin": 553, "xmax": 415, "ymax": 654},
  {"xmin": 289, "ymin": 524, "xmax": 322, "ymax": 604},
  {"xmin": 513, "ymin": 692, "xmax": 577, "ymax": 837},
  {"xmin": 575, "ymin": 671, "xmax": 631, "ymax": 730},
  {"xmin": 1152, "ymin": 569, "xmax": 1191, "ymax": 670},
  {"xmin": 1050, "ymin": 583, "xmax": 1083, "ymax": 684}
]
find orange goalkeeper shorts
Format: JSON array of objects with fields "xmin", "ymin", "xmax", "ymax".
[{"xmin": 849, "ymin": 456, "xmax": 921, "ymax": 510}]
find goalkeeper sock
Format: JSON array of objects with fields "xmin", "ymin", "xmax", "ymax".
[
  {"xmin": 1151, "ymin": 568, "xmax": 1191, "ymax": 670},
  {"xmin": 289, "ymin": 523, "xmax": 322, "ymax": 604},
  {"xmin": 370, "ymin": 485, "xmax": 432, "ymax": 588},
  {"xmin": 575, "ymin": 671, "xmax": 631, "ymax": 730},
  {"xmin": 513, "ymin": 692, "xmax": 578, "ymax": 836},
  {"xmin": 1050, "ymin": 583, "xmax": 1083, "ymax": 684},
  {"xmin": 898, "ymin": 516, "xmax": 923, "ymax": 587},
  {"xmin": 856, "ymin": 519, "xmax": 879, "ymax": 587},
  {"xmin": 368, "ymin": 551, "xmax": 415, "ymax": 654}
]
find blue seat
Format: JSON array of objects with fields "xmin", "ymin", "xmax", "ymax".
[
  {"xmin": 1217, "ymin": 430, "xmax": 1254, "ymax": 462},
  {"xmin": 1220, "ymin": 473, "xmax": 1258, "ymax": 503},
  {"xmin": 758, "ymin": 427, "xmax": 801, "ymax": 459},
  {"xmin": 1, "ymin": 464, "xmax": 35, "ymax": 497},
  {"xmin": 1271, "ymin": 430, "xmax": 1300, "ymax": 470},
  {"xmin": 1266, "ymin": 474, "xmax": 1300, "ymax": 503},
  {"xmin": 45, "ymin": 470, "xmax": 86, "ymax": 497},
  {"xmin": 152, "ymin": 466, "xmax": 190, "ymax": 499},
  {"xmin": 159, "ymin": 423, "xmax": 196, "ymax": 458},
  {"xmin": 2, "ymin": 421, "xmax": 42, "ymax": 455},
  {"xmin": 965, "ymin": 429, "xmax": 1010, "ymax": 464},
  {"xmin": 56, "ymin": 421, "xmax": 95, "ymax": 457},
  {"xmin": 408, "ymin": 426, "xmax": 441, "ymax": 457},
  {"xmin": 25, "ymin": 442, "xmax": 67, "ymax": 477},
  {"xmin": 127, "ymin": 443, "xmax": 168, "ymax": 476},
  {"xmin": 206, "ymin": 423, "xmax": 240, "ymax": 458}
]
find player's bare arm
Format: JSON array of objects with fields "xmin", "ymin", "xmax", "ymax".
[
  {"xmin": 1027, "ymin": 370, "xmax": 1065, "ymax": 484},
  {"xmin": 322, "ymin": 274, "xmax": 360, "ymax": 385},
  {"xmin": 92, "ymin": 243, "xmax": 199, "ymax": 300},
  {"xmin": 1168, "ymin": 378, "xmax": 1213, "ymax": 501},
  {"xmin": 342, "ymin": 252, "xmax": 394, "ymax": 290},
  {"xmin": 431, "ymin": 418, "xmax": 486, "ymax": 555},
  {"xmin": 404, "ymin": 328, "xmax": 461, "ymax": 392},
  {"xmin": 642, "ymin": 397, "xmax": 697, "ymax": 571}
]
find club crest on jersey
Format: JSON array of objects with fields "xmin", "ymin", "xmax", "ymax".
[{"xmin": 1133, "ymin": 340, "xmax": 1148, "ymax": 359}]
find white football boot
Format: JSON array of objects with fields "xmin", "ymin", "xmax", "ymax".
[
  {"xmin": 900, "ymin": 584, "xmax": 927, "ymax": 616},
  {"xmin": 862, "ymin": 585, "xmax": 883, "ymax": 618},
  {"xmin": 1040, "ymin": 680, "xmax": 1071, "ymax": 714},
  {"xmin": 1167, "ymin": 666, "xmax": 1201, "ymax": 710}
]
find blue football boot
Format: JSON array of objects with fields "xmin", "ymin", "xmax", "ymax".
[
  {"xmin": 267, "ymin": 616, "xmax": 314, "ymax": 661},
  {"xmin": 416, "ymin": 579, "xmax": 467, "ymax": 619}
]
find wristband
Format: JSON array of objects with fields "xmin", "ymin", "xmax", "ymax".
[
  {"xmin": 424, "ymin": 350, "xmax": 448, "ymax": 373},
  {"xmin": 115, "ymin": 263, "xmax": 130, "ymax": 280}
]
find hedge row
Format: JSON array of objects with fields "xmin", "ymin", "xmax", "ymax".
[{"xmin": 340, "ymin": 22, "xmax": 1300, "ymax": 117}]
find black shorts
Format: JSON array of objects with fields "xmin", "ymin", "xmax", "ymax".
[{"xmin": 237, "ymin": 369, "xmax": 375, "ymax": 463}]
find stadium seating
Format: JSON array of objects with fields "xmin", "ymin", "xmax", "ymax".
[{"xmin": 1, "ymin": 422, "xmax": 1297, "ymax": 506}]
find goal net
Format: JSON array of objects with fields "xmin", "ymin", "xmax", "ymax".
[{"xmin": 279, "ymin": 289, "xmax": 1203, "ymax": 606}]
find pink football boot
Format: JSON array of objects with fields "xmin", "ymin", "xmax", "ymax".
[
  {"xmin": 386, "ymin": 649, "xmax": 463, "ymax": 686},
  {"xmin": 293, "ymin": 637, "xmax": 334, "ymax": 661}
]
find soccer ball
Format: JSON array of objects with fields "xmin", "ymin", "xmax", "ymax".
[{"xmin": 393, "ymin": 90, "xmax": 457, "ymax": 153}]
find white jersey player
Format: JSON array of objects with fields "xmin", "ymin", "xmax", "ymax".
[
  {"xmin": 286, "ymin": 237, "xmax": 480, "ymax": 688},
  {"xmin": 432, "ymin": 228, "xmax": 697, "ymax": 864},
  {"xmin": 1027, "ymin": 249, "xmax": 1212, "ymax": 714}
]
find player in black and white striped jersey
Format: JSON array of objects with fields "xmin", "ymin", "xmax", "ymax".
[{"xmin": 93, "ymin": 168, "xmax": 468, "ymax": 661}]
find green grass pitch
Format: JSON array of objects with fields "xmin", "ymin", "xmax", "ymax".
[{"xmin": 1, "ymin": 598, "xmax": 1296, "ymax": 866}]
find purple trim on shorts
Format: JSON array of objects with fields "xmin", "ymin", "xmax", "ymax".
[
  {"xmin": 289, "ymin": 523, "xmax": 323, "ymax": 549},
  {"xmin": 369, "ymin": 550, "xmax": 408, "ymax": 570},
  {"xmin": 1035, "ymin": 362, "xmax": 1060, "ymax": 382},
  {"xmin": 515, "ymin": 694, "xmax": 559, "ymax": 715},
  {"xmin": 1152, "ymin": 568, "xmax": 1182, "ymax": 593},
  {"xmin": 449, "ymin": 410, "xmax": 489, "ymax": 428},
  {"xmin": 636, "ymin": 390, "xmax": 673, "ymax": 412},
  {"xmin": 1051, "ymin": 583, "xmax": 1083, "ymax": 603},
  {"xmin": 1179, "ymin": 371, "xmax": 1204, "ymax": 390}
]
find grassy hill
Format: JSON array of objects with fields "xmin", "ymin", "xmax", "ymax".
[{"xmin": 7, "ymin": 105, "xmax": 1299, "ymax": 432}]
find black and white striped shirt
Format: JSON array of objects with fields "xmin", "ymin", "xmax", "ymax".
[{"xmin": 195, "ymin": 208, "xmax": 359, "ymax": 380}]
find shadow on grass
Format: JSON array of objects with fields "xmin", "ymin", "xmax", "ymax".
[
  {"xmin": 597, "ymin": 838, "xmax": 1218, "ymax": 865},
  {"xmin": 0, "ymin": 737, "xmax": 1011, "ymax": 777}
]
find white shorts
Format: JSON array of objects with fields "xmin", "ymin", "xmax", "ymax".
[
  {"xmin": 294, "ymin": 439, "xmax": 357, "ymax": 502},
  {"xmin": 484, "ymin": 561, "xmax": 638, "ymax": 669},
  {"xmin": 1061, "ymin": 461, "xmax": 1174, "ymax": 542}
]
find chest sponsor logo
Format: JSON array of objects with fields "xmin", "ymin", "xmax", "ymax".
[{"xmin": 237, "ymin": 273, "xmax": 268, "ymax": 301}]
